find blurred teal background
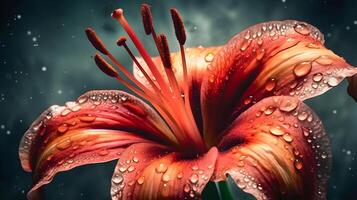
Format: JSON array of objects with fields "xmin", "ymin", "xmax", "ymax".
[{"xmin": 0, "ymin": 0, "xmax": 357, "ymax": 199}]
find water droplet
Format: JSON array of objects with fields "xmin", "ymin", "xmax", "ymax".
[
  {"xmin": 327, "ymin": 77, "xmax": 339, "ymax": 87},
  {"xmin": 119, "ymin": 166, "xmax": 127, "ymax": 172},
  {"xmin": 184, "ymin": 184, "xmax": 190, "ymax": 193},
  {"xmin": 127, "ymin": 165, "xmax": 135, "ymax": 172},
  {"xmin": 156, "ymin": 163, "xmax": 168, "ymax": 173},
  {"xmin": 57, "ymin": 124, "xmax": 69, "ymax": 134},
  {"xmin": 293, "ymin": 62, "xmax": 312, "ymax": 77},
  {"xmin": 79, "ymin": 115, "xmax": 96, "ymax": 122},
  {"xmin": 177, "ymin": 172, "xmax": 183, "ymax": 179},
  {"xmin": 294, "ymin": 23, "xmax": 311, "ymax": 35},
  {"xmin": 256, "ymin": 49, "xmax": 265, "ymax": 60},
  {"xmin": 264, "ymin": 106, "xmax": 275, "ymax": 115},
  {"xmin": 270, "ymin": 126, "xmax": 284, "ymax": 136},
  {"xmin": 56, "ymin": 139, "xmax": 72, "ymax": 150},
  {"xmin": 137, "ymin": 176, "xmax": 145, "ymax": 185},
  {"xmin": 132, "ymin": 156, "xmax": 139, "ymax": 163},
  {"xmin": 112, "ymin": 174, "xmax": 123, "ymax": 184},
  {"xmin": 315, "ymin": 56, "xmax": 332, "ymax": 66},
  {"xmin": 61, "ymin": 109, "xmax": 71, "ymax": 116},
  {"xmin": 244, "ymin": 96, "xmax": 253, "ymax": 105},
  {"xmin": 190, "ymin": 174, "xmax": 199, "ymax": 184},
  {"xmin": 313, "ymin": 73, "xmax": 323, "ymax": 82},
  {"xmin": 191, "ymin": 165, "xmax": 199, "ymax": 171},
  {"xmin": 297, "ymin": 112, "xmax": 308, "ymax": 121},
  {"xmin": 162, "ymin": 174, "xmax": 170, "ymax": 182},
  {"xmin": 120, "ymin": 96, "xmax": 128, "ymax": 102},
  {"xmin": 283, "ymin": 134, "xmax": 293, "ymax": 143},
  {"xmin": 204, "ymin": 53, "xmax": 214, "ymax": 62},
  {"xmin": 98, "ymin": 149, "xmax": 109, "ymax": 156},
  {"xmin": 279, "ymin": 99, "xmax": 298, "ymax": 112},
  {"xmin": 265, "ymin": 78, "xmax": 277, "ymax": 92},
  {"xmin": 294, "ymin": 159, "xmax": 303, "ymax": 170},
  {"xmin": 240, "ymin": 39, "xmax": 251, "ymax": 51},
  {"xmin": 32, "ymin": 121, "xmax": 43, "ymax": 132}
]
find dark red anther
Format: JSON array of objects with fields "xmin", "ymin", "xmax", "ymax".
[
  {"xmin": 116, "ymin": 36, "xmax": 127, "ymax": 46},
  {"xmin": 85, "ymin": 28, "xmax": 109, "ymax": 55},
  {"xmin": 170, "ymin": 8, "xmax": 186, "ymax": 45},
  {"xmin": 94, "ymin": 53, "xmax": 119, "ymax": 78},
  {"xmin": 157, "ymin": 34, "xmax": 172, "ymax": 69},
  {"xmin": 140, "ymin": 4, "xmax": 154, "ymax": 35}
]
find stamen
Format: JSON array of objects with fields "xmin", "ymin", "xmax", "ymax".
[
  {"xmin": 117, "ymin": 36, "xmax": 162, "ymax": 95},
  {"xmin": 140, "ymin": 4, "xmax": 154, "ymax": 35},
  {"xmin": 157, "ymin": 34, "xmax": 172, "ymax": 69},
  {"xmin": 94, "ymin": 53, "xmax": 119, "ymax": 77},
  {"xmin": 170, "ymin": 8, "xmax": 186, "ymax": 45},
  {"xmin": 85, "ymin": 28, "xmax": 109, "ymax": 55},
  {"xmin": 111, "ymin": 9, "xmax": 170, "ymax": 95}
]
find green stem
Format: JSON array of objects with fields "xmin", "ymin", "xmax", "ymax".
[{"xmin": 215, "ymin": 181, "xmax": 235, "ymax": 200}]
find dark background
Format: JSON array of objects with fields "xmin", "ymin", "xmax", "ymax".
[{"xmin": 1, "ymin": 0, "xmax": 357, "ymax": 199}]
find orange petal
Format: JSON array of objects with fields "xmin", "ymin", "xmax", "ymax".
[
  {"xmin": 348, "ymin": 74, "xmax": 357, "ymax": 102},
  {"xmin": 133, "ymin": 46, "xmax": 222, "ymax": 130},
  {"xmin": 19, "ymin": 90, "xmax": 176, "ymax": 198},
  {"xmin": 111, "ymin": 143, "xmax": 218, "ymax": 200},
  {"xmin": 201, "ymin": 20, "xmax": 357, "ymax": 145},
  {"xmin": 213, "ymin": 96, "xmax": 330, "ymax": 200}
]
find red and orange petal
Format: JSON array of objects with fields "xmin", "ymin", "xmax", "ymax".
[
  {"xmin": 19, "ymin": 90, "xmax": 177, "ymax": 198},
  {"xmin": 200, "ymin": 20, "xmax": 357, "ymax": 145},
  {"xmin": 111, "ymin": 143, "xmax": 218, "ymax": 200},
  {"xmin": 213, "ymin": 96, "xmax": 330, "ymax": 200}
]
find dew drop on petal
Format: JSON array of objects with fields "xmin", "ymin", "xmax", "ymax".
[
  {"xmin": 265, "ymin": 78, "xmax": 277, "ymax": 92},
  {"xmin": 270, "ymin": 126, "xmax": 284, "ymax": 136},
  {"xmin": 327, "ymin": 77, "xmax": 339, "ymax": 87},
  {"xmin": 112, "ymin": 174, "xmax": 123, "ymax": 184},
  {"xmin": 57, "ymin": 124, "xmax": 69, "ymax": 134},
  {"xmin": 315, "ymin": 56, "xmax": 332, "ymax": 66},
  {"xmin": 293, "ymin": 62, "xmax": 312, "ymax": 77},
  {"xmin": 162, "ymin": 174, "xmax": 170, "ymax": 182},
  {"xmin": 283, "ymin": 134, "xmax": 293, "ymax": 143},
  {"xmin": 156, "ymin": 163, "xmax": 168, "ymax": 173},
  {"xmin": 56, "ymin": 139, "xmax": 72, "ymax": 150},
  {"xmin": 79, "ymin": 115, "xmax": 96, "ymax": 123},
  {"xmin": 190, "ymin": 174, "xmax": 199, "ymax": 184},
  {"xmin": 204, "ymin": 53, "xmax": 214, "ymax": 62},
  {"xmin": 313, "ymin": 73, "xmax": 323, "ymax": 82},
  {"xmin": 294, "ymin": 159, "xmax": 303, "ymax": 170},
  {"xmin": 279, "ymin": 99, "xmax": 298, "ymax": 112},
  {"xmin": 137, "ymin": 176, "xmax": 145, "ymax": 185},
  {"xmin": 294, "ymin": 23, "xmax": 311, "ymax": 35}
]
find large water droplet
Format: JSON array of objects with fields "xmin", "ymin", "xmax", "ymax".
[
  {"xmin": 57, "ymin": 124, "xmax": 69, "ymax": 134},
  {"xmin": 327, "ymin": 77, "xmax": 339, "ymax": 87},
  {"xmin": 265, "ymin": 78, "xmax": 277, "ymax": 92},
  {"xmin": 315, "ymin": 56, "xmax": 332, "ymax": 66},
  {"xmin": 78, "ymin": 96, "xmax": 88, "ymax": 104},
  {"xmin": 162, "ymin": 174, "xmax": 170, "ymax": 182},
  {"xmin": 240, "ymin": 39, "xmax": 251, "ymax": 51},
  {"xmin": 293, "ymin": 62, "xmax": 312, "ymax": 77},
  {"xmin": 190, "ymin": 174, "xmax": 199, "ymax": 184},
  {"xmin": 294, "ymin": 23, "xmax": 311, "ymax": 35},
  {"xmin": 279, "ymin": 99, "xmax": 298, "ymax": 112},
  {"xmin": 294, "ymin": 159, "xmax": 303, "ymax": 170},
  {"xmin": 56, "ymin": 139, "xmax": 72, "ymax": 150},
  {"xmin": 112, "ymin": 174, "xmax": 123, "ymax": 184},
  {"xmin": 256, "ymin": 49, "xmax": 265, "ymax": 60},
  {"xmin": 79, "ymin": 115, "xmax": 96, "ymax": 123},
  {"xmin": 156, "ymin": 163, "xmax": 168, "ymax": 173},
  {"xmin": 270, "ymin": 126, "xmax": 284, "ymax": 136},
  {"xmin": 184, "ymin": 184, "xmax": 190, "ymax": 193},
  {"xmin": 204, "ymin": 53, "xmax": 214, "ymax": 62},
  {"xmin": 313, "ymin": 73, "xmax": 323, "ymax": 82},
  {"xmin": 137, "ymin": 176, "xmax": 145, "ymax": 185},
  {"xmin": 297, "ymin": 112, "xmax": 308, "ymax": 121},
  {"xmin": 283, "ymin": 134, "xmax": 293, "ymax": 143}
]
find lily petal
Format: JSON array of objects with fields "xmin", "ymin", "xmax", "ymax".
[
  {"xmin": 111, "ymin": 143, "xmax": 218, "ymax": 200},
  {"xmin": 133, "ymin": 46, "xmax": 222, "ymax": 130},
  {"xmin": 200, "ymin": 20, "xmax": 357, "ymax": 145},
  {"xmin": 19, "ymin": 90, "xmax": 176, "ymax": 198},
  {"xmin": 213, "ymin": 96, "xmax": 331, "ymax": 200}
]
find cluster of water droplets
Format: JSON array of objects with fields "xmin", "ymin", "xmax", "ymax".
[{"xmin": 19, "ymin": 91, "xmax": 134, "ymax": 170}]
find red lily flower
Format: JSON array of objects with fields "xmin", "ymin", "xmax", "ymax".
[{"xmin": 19, "ymin": 4, "xmax": 357, "ymax": 200}]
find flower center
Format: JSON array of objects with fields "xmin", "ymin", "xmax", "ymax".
[{"xmin": 85, "ymin": 5, "xmax": 207, "ymax": 154}]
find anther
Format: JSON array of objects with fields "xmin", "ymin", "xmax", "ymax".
[
  {"xmin": 170, "ymin": 8, "xmax": 186, "ymax": 45},
  {"xmin": 94, "ymin": 53, "xmax": 119, "ymax": 78},
  {"xmin": 85, "ymin": 28, "xmax": 109, "ymax": 55},
  {"xmin": 116, "ymin": 36, "xmax": 127, "ymax": 46},
  {"xmin": 140, "ymin": 4, "xmax": 154, "ymax": 35},
  {"xmin": 157, "ymin": 34, "xmax": 172, "ymax": 69},
  {"xmin": 111, "ymin": 9, "xmax": 123, "ymax": 19}
]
